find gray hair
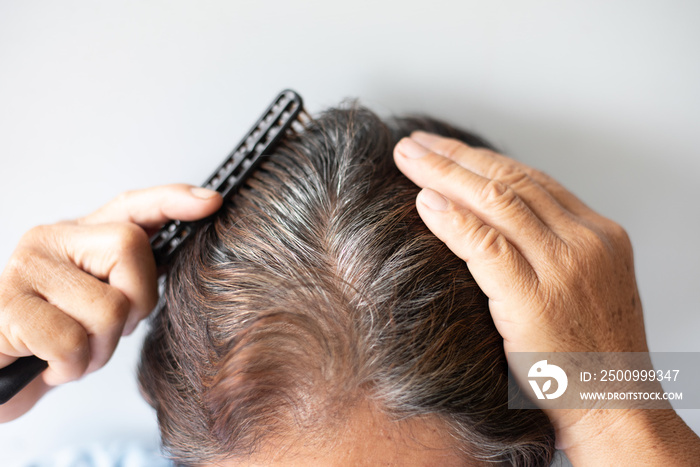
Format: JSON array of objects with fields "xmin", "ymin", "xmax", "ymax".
[{"xmin": 138, "ymin": 105, "xmax": 555, "ymax": 466}]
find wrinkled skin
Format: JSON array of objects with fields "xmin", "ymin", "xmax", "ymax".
[
  {"xmin": 0, "ymin": 185, "xmax": 221, "ymax": 422},
  {"xmin": 394, "ymin": 132, "xmax": 699, "ymax": 466}
]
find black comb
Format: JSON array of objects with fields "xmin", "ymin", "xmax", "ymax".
[
  {"xmin": 150, "ymin": 89, "xmax": 308, "ymax": 265},
  {"xmin": 0, "ymin": 90, "xmax": 309, "ymax": 405}
]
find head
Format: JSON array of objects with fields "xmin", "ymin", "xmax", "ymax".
[{"xmin": 138, "ymin": 105, "xmax": 555, "ymax": 466}]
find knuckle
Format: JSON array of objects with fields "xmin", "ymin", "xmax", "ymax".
[
  {"xmin": 606, "ymin": 221, "xmax": 631, "ymax": 247},
  {"xmin": 56, "ymin": 325, "xmax": 90, "ymax": 365},
  {"xmin": 96, "ymin": 288, "xmax": 131, "ymax": 331},
  {"xmin": 3, "ymin": 246, "xmax": 46, "ymax": 289},
  {"xmin": 0, "ymin": 294, "xmax": 30, "ymax": 344},
  {"xmin": 480, "ymin": 179, "xmax": 519, "ymax": 212},
  {"xmin": 62, "ymin": 325, "xmax": 89, "ymax": 353},
  {"xmin": 451, "ymin": 213, "xmax": 505, "ymax": 258},
  {"xmin": 578, "ymin": 225, "xmax": 606, "ymax": 250},
  {"xmin": 487, "ymin": 161, "xmax": 531, "ymax": 188},
  {"xmin": 112, "ymin": 223, "xmax": 148, "ymax": 254},
  {"xmin": 570, "ymin": 217, "xmax": 631, "ymax": 256},
  {"xmin": 486, "ymin": 161, "xmax": 515, "ymax": 179},
  {"xmin": 474, "ymin": 226, "xmax": 508, "ymax": 258},
  {"xmin": 500, "ymin": 168, "xmax": 531, "ymax": 188},
  {"xmin": 5, "ymin": 317, "xmax": 23, "ymax": 350},
  {"xmin": 3, "ymin": 249, "xmax": 30, "ymax": 279},
  {"xmin": 0, "ymin": 277, "xmax": 23, "ymax": 321},
  {"xmin": 19, "ymin": 224, "xmax": 53, "ymax": 248},
  {"xmin": 114, "ymin": 190, "xmax": 134, "ymax": 208},
  {"xmin": 567, "ymin": 225, "xmax": 611, "ymax": 266}
]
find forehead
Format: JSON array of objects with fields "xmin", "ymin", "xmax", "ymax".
[{"xmin": 217, "ymin": 401, "xmax": 472, "ymax": 467}]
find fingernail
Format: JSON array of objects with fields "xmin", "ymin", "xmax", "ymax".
[
  {"xmin": 398, "ymin": 137, "xmax": 430, "ymax": 159},
  {"xmin": 191, "ymin": 187, "xmax": 220, "ymax": 199},
  {"xmin": 410, "ymin": 131, "xmax": 443, "ymax": 147},
  {"xmin": 419, "ymin": 188, "xmax": 449, "ymax": 211}
]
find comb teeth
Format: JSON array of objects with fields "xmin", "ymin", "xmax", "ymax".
[{"xmin": 150, "ymin": 90, "xmax": 308, "ymax": 266}]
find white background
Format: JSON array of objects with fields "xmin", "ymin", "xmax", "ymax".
[{"xmin": 1, "ymin": 1, "xmax": 698, "ymax": 465}]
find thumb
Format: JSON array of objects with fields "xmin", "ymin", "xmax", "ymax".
[{"xmin": 79, "ymin": 184, "xmax": 223, "ymax": 228}]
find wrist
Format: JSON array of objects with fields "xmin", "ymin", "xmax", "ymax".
[{"xmin": 554, "ymin": 408, "xmax": 700, "ymax": 466}]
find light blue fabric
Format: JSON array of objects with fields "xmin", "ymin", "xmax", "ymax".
[{"xmin": 23, "ymin": 443, "xmax": 173, "ymax": 467}]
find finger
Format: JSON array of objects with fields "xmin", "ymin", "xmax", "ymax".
[
  {"xmin": 408, "ymin": 132, "xmax": 579, "ymax": 233},
  {"xmin": 20, "ymin": 254, "xmax": 131, "ymax": 373},
  {"xmin": 80, "ymin": 184, "xmax": 222, "ymax": 229},
  {"xmin": 55, "ymin": 223, "xmax": 158, "ymax": 333},
  {"xmin": 394, "ymin": 137, "xmax": 561, "ymax": 264},
  {"xmin": 410, "ymin": 131, "xmax": 601, "ymax": 221},
  {"xmin": 414, "ymin": 188, "xmax": 538, "ymax": 307},
  {"xmin": 0, "ymin": 293, "xmax": 90, "ymax": 385}
]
